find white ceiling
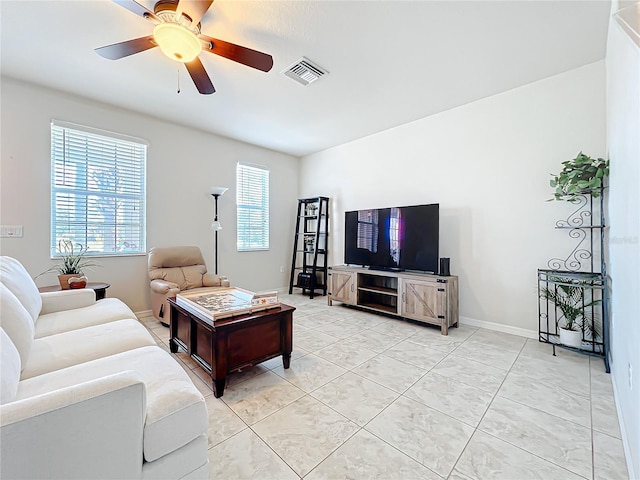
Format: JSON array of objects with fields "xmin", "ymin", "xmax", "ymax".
[{"xmin": 1, "ymin": 0, "xmax": 611, "ymax": 157}]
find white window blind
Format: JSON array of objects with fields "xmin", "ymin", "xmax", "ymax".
[
  {"xmin": 357, "ymin": 209, "xmax": 379, "ymax": 253},
  {"xmin": 236, "ymin": 162, "xmax": 269, "ymax": 251},
  {"xmin": 51, "ymin": 121, "xmax": 147, "ymax": 257}
]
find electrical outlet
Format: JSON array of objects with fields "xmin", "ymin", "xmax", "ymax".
[
  {"xmin": 629, "ymin": 363, "xmax": 633, "ymax": 389},
  {"xmin": 0, "ymin": 225, "xmax": 23, "ymax": 237},
  {"xmin": 280, "ymin": 266, "xmax": 285, "ymax": 273}
]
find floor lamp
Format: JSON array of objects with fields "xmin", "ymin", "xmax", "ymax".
[{"xmin": 209, "ymin": 186, "xmax": 228, "ymax": 275}]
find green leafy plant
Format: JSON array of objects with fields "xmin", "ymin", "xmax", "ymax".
[
  {"xmin": 45, "ymin": 240, "xmax": 100, "ymax": 275},
  {"xmin": 549, "ymin": 152, "xmax": 609, "ymax": 201},
  {"xmin": 541, "ymin": 277, "xmax": 601, "ymax": 337}
]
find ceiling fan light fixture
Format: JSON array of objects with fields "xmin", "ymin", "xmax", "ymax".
[
  {"xmin": 153, "ymin": 22, "xmax": 201, "ymax": 63},
  {"xmin": 98, "ymin": 0, "xmax": 273, "ymax": 95}
]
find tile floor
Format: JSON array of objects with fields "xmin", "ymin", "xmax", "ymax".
[{"xmin": 141, "ymin": 294, "xmax": 630, "ymax": 480}]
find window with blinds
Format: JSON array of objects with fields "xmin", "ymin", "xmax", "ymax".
[
  {"xmin": 50, "ymin": 121, "xmax": 147, "ymax": 257},
  {"xmin": 357, "ymin": 209, "xmax": 379, "ymax": 253},
  {"xmin": 236, "ymin": 162, "xmax": 269, "ymax": 251}
]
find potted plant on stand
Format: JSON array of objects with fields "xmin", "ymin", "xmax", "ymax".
[
  {"xmin": 549, "ymin": 152, "xmax": 609, "ymax": 201},
  {"xmin": 304, "ymin": 236, "xmax": 315, "ymax": 252},
  {"xmin": 43, "ymin": 240, "xmax": 98, "ymax": 289},
  {"xmin": 541, "ymin": 277, "xmax": 601, "ymax": 348}
]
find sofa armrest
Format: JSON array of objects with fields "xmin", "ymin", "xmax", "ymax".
[
  {"xmin": 39, "ymin": 289, "xmax": 96, "ymax": 314},
  {"xmin": 202, "ymin": 273, "xmax": 228, "ymax": 287},
  {"xmin": 150, "ymin": 279, "xmax": 180, "ymax": 295},
  {"xmin": 203, "ymin": 274, "xmax": 230, "ymax": 288},
  {"xmin": 1, "ymin": 371, "xmax": 146, "ymax": 479}
]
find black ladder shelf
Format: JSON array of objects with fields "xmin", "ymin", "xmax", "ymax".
[{"xmin": 289, "ymin": 197, "xmax": 329, "ymax": 298}]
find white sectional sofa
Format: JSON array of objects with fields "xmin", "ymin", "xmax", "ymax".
[{"xmin": 0, "ymin": 257, "xmax": 210, "ymax": 479}]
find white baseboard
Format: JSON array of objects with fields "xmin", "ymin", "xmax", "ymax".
[
  {"xmin": 459, "ymin": 315, "xmax": 538, "ymax": 339},
  {"xmin": 611, "ymin": 368, "xmax": 637, "ymax": 480},
  {"xmin": 135, "ymin": 309, "xmax": 154, "ymax": 321}
]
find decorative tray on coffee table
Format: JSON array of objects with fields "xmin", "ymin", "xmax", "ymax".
[{"xmin": 176, "ymin": 287, "xmax": 280, "ymax": 322}]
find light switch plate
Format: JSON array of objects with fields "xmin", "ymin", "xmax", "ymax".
[{"xmin": 1, "ymin": 225, "xmax": 24, "ymax": 238}]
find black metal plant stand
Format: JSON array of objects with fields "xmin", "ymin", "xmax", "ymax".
[{"xmin": 538, "ymin": 187, "xmax": 610, "ymax": 372}]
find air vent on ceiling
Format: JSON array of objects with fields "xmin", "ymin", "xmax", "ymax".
[{"xmin": 282, "ymin": 57, "xmax": 328, "ymax": 86}]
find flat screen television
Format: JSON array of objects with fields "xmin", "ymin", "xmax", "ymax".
[{"xmin": 344, "ymin": 203, "xmax": 439, "ymax": 273}]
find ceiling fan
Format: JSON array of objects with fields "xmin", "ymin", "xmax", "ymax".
[{"xmin": 95, "ymin": 0, "xmax": 274, "ymax": 94}]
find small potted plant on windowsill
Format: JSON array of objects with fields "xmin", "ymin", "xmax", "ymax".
[
  {"xmin": 43, "ymin": 240, "xmax": 99, "ymax": 289},
  {"xmin": 541, "ymin": 277, "xmax": 601, "ymax": 348}
]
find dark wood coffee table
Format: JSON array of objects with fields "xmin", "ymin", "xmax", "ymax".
[{"xmin": 168, "ymin": 298, "xmax": 295, "ymax": 398}]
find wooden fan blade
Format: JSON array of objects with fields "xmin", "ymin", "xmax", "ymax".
[
  {"xmin": 113, "ymin": 0, "xmax": 159, "ymax": 22},
  {"xmin": 200, "ymin": 35, "xmax": 273, "ymax": 72},
  {"xmin": 95, "ymin": 36, "xmax": 157, "ymax": 60},
  {"xmin": 176, "ymin": 0, "xmax": 213, "ymax": 25},
  {"xmin": 185, "ymin": 57, "xmax": 216, "ymax": 94}
]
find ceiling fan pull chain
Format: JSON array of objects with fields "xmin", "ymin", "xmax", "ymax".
[{"xmin": 177, "ymin": 65, "xmax": 181, "ymax": 94}]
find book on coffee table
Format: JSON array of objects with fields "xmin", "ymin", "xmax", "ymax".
[{"xmin": 176, "ymin": 287, "xmax": 280, "ymax": 322}]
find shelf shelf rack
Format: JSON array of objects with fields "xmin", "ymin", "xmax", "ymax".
[
  {"xmin": 538, "ymin": 187, "xmax": 610, "ymax": 372},
  {"xmin": 289, "ymin": 196, "xmax": 329, "ymax": 299}
]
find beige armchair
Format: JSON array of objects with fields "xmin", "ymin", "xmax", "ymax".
[{"xmin": 148, "ymin": 246, "xmax": 230, "ymax": 326}]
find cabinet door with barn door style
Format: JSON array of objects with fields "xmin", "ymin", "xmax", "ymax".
[
  {"xmin": 401, "ymin": 277, "xmax": 458, "ymax": 334},
  {"xmin": 328, "ymin": 270, "xmax": 357, "ymax": 306}
]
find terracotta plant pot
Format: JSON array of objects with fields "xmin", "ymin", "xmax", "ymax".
[{"xmin": 58, "ymin": 274, "xmax": 75, "ymax": 290}]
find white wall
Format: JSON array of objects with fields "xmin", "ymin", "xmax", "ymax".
[
  {"xmin": 0, "ymin": 78, "xmax": 299, "ymax": 312},
  {"xmin": 300, "ymin": 62, "xmax": 606, "ymax": 336},
  {"xmin": 607, "ymin": 5, "xmax": 640, "ymax": 477}
]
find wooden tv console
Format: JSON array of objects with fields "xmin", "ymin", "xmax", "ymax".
[{"xmin": 328, "ymin": 266, "xmax": 458, "ymax": 335}]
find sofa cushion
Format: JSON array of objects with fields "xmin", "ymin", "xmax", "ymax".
[
  {"xmin": 181, "ymin": 265, "xmax": 207, "ymax": 290},
  {"xmin": 150, "ymin": 265, "xmax": 206, "ymax": 291},
  {"xmin": 39, "ymin": 289, "xmax": 96, "ymax": 315},
  {"xmin": 17, "ymin": 346, "xmax": 208, "ymax": 462},
  {"xmin": 141, "ymin": 434, "xmax": 208, "ymax": 480},
  {"xmin": 0, "ymin": 284, "xmax": 35, "ymax": 368},
  {"xmin": 35, "ymin": 298, "xmax": 137, "ymax": 338},
  {"xmin": 0, "ymin": 256, "xmax": 42, "ymax": 323},
  {"xmin": 1, "ymin": 328, "xmax": 21, "ymax": 404},
  {"xmin": 21, "ymin": 319, "xmax": 157, "ymax": 380},
  {"xmin": 148, "ymin": 246, "xmax": 205, "ymax": 270}
]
